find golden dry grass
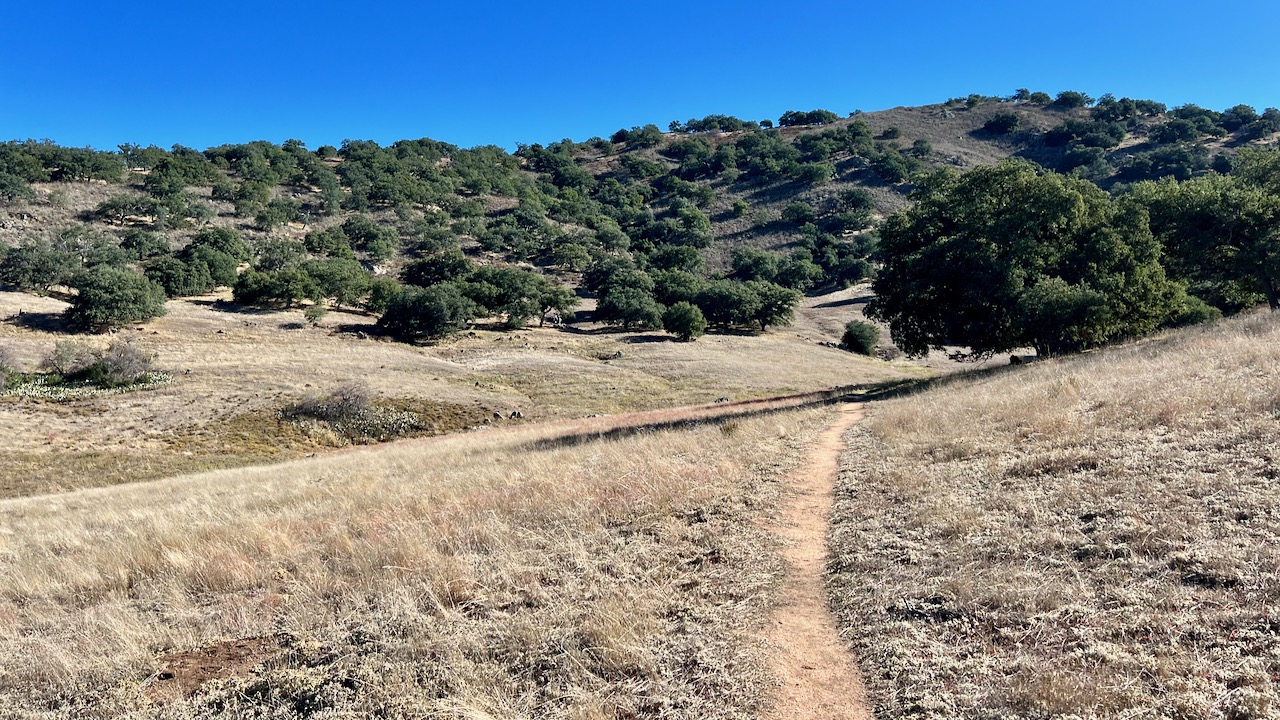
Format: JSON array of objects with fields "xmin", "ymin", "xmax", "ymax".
[
  {"xmin": 0, "ymin": 404, "xmax": 833, "ymax": 718},
  {"xmin": 828, "ymin": 310, "xmax": 1280, "ymax": 719},
  {"xmin": 0, "ymin": 287, "xmax": 909, "ymax": 498}
]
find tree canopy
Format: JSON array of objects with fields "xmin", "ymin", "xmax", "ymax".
[{"xmin": 869, "ymin": 160, "xmax": 1190, "ymax": 358}]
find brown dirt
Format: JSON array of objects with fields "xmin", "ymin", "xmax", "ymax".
[
  {"xmin": 147, "ymin": 635, "xmax": 283, "ymax": 702},
  {"xmin": 765, "ymin": 402, "xmax": 873, "ymax": 720}
]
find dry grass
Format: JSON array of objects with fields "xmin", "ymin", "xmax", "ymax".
[
  {"xmin": 0, "ymin": 404, "xmax": 832, "ymax": 718},
  {"xmin": 0, "ymin": 287, "xmax": 908, "ymax": 498},
  {"xmin": 828, "ymin": 310, "xmax": 1280, "ymax": 719}
]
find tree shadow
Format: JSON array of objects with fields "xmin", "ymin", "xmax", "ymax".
[
  {"xmin": 812, "ymin": 295, "xmax": 870, "ymax": 309},
  {"xmin": 6, "ymin": 311, "xmax": 76, "ymax": 334},
  {"xmin": 621, "ymin": 334, "xmax": 674, "ymax": 344},
  {"xmin": 188, "ymin": 299, "xmax": 281, "ymax": 315}
]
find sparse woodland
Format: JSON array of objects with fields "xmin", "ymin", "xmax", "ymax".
[{"xmin": 2, "ymin": 90, "xmax": 1280, "ymax": 719}]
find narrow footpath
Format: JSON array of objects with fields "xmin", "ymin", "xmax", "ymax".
[{"xmin": 765, "ymin": 402, "xmax": 874, "ymax": 720}]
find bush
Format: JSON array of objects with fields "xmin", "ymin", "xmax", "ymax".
[
  {"xmin": 39, "ymin": 339, "xmax": 155, "ymax": 387},
  {"xmin": 841, "ymin": 320, "xmax": 880, "ymax": 355},
  {"xmin": 284, "ymin": 381, "xmax": 374, "ymax": 424},
  {"xmin": 662, "ymin": 301, "xmax": 707, "ymax": 341},
  {"xmin": 279, "ymin": 381, "xmax": 425, "ymax": 442},
  {"xmin": 983, "ymin": 112, "xmax": 1021, "ymax": 135},
  {"xmin": 88, "ymin": 340, "xmax": 155, "ymax": 387},
  {"xmin": 781, "ymin": 201, "xmax": 816, "ymax": 225}
]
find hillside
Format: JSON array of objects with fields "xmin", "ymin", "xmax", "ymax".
[
  {"xmin": 829, "ymin": 309, "xmax": 1280, "ymax": 718},
  {"xmin": 3, "ymin": 91, "xmax": 1280, "ymax": 718}
]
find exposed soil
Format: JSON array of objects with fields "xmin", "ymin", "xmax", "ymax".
[
  {"xmin": 147, "ymin": 635, "xmax": 283, "ymax": 702},
  {"xmin": 764, "ymin": 402, "xmax": 873, "ymax": 720}
]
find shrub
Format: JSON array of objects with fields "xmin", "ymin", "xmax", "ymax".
[
  {"xmin": 89, "ymin": 340, "xmax": 155, "ymax": 387},
  {"xmin": 841, "ymin": 320, "xmax": 880, "ymax": 355},
  {"xmin": 39, "ymin": 340, "xmax": 155, "ymax": 387},
  {"xmin": 304, "ymin": 304, "xmax": 328, "ymax": 325},
  {"xmin": 279, "ymin": 381, "xmax": 423, "ymax": 443},
  {"xmin": 662, "ymin": 301, "xmax": 707, "ymax": 341},
  {"xmin": 41, "ymin": 340, "xmax": 101, "ymax": 377},
  {"xmin": 983, "ymin": 112, "xmax": 1021, "ymax": 134}
]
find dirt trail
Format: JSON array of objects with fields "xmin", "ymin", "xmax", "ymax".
[{"xmin": 765, "ymin": 402, "xmax": 874, "ymax": 720}]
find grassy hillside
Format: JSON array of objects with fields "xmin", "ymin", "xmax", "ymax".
[
  {"xmin": 0, "ymin": 401, "xmax": 831, "ymax": 718},
  {"xmin": 828, "ymin": 309, "xmax": 1280, "ymax": 718}
]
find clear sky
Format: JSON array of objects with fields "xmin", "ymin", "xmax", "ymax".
[{"xmin": 2, "ymin": 1, "xmax": 1278, "ymax": 152}]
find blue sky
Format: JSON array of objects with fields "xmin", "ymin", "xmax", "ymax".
[{"xmin": 2, "ymin": 1, "xmax": 1278, "ymax": 152}]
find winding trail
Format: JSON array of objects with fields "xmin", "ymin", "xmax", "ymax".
[{"xmin": 765, "ymin": 402, "xmax": 874, "ymax": 720}]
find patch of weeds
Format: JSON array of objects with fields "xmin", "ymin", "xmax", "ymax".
[
  {"xmin": 2, "ymin": 339, "xmax": 170, "ymax": 402},
  {"xmin": 279, "ymin": 382, "xmax": 491, "ymax": 445}
]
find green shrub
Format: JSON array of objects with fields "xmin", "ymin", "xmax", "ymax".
[
  {"xmin": 662, "ymin": 301, "xmax": 707, "ymax": 341},
  {"xmin": 841, "ymin": 320, "xmax": 880, "ymax": 355},
  {"xmin": 983, "ymin": 112, "xmax": 1021, "ymax": 135}
]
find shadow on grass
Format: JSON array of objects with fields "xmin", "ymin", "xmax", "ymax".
[
  {"xmin": 520, "ymin": 381, "xmax": 920, "ymax": 453},
  {"xmin": 813, "ymin": 296, "xmax": 870, "ymax": 309},
  {"xmin": 6, "ymin": 311, "xmax": 76, "ymax": 334},
  {"xmin": 189, "ymin": 299, "xmax": 280, "ymax": 315}
]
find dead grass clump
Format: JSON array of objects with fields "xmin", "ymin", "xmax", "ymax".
[
  {"xmin": 279, "ymin": 381, "xmax": 428, "ymax": 443},
  {"xmin": 829, "ymin": 310, "xmax": 1280, "ymax": 719},
  {"xmin": 0, "ymin": 405, "xmax": 828, "ymax": 718}
]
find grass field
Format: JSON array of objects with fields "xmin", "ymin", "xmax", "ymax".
[
  {"xmin": 0, "ymin": 403, "xmax": 834, "ymax": 718},
  {"xmin": 0, "ymin": 286, "xmax": 914, "ymax": 498},
  {"xmin": 828, "ymin": 310, "xmax": 1280, "ymax": 719}
]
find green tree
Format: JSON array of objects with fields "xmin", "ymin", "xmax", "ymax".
[
  {"xmin": 869, "ymin": 160, "xmax": 1186, "ymax": 358},
  {"xmin": 1131, "ymin": 153, "xmax": 1280, "ymax": 310},
  {"xmin": 781, "ymin": 201, "xmax": 816, "ymax": 225},
  {"xmin": 731, "ymin": 247, "xmax": 779, "ymax": 282},
  {"xmin": 0, "ymin": 172, "xmax": 36, "ymax": 204},
  {"xmin": 776, "ymin": 252, "xmax": 825, "ymax": 291},
  {"xmin": 189, "ymin": 227, "xmax": 252, "ymax": 262},
  {"xmin": 377, "ymin": 282, "xmax": 476, "ymax": 340},
  {"xmin": 596, "ymin": 287, "xmax": 663, "ymax": 329},
  {"xmin": 695, "ymin": 280, "xmax": 761, "ymax": 329},
  {"xmin": 65, "ymin": 266, "xmax": 167, "ymax": 331},
  {"xmin": 0, "ymin": 243, "xmax": 80, "ymax": 291},
  {"xmin": 662, "ymin": 301, "xmax": 707, "ymax": 341},
  {"xmin": 403, "ymin": 249, "xmax": 473, "ymax": 287},
  {"xmin": 1051, "ymin": 91, "xmax": 1094, "ymax": 109},
  {"xmin": 652, "ymin": 269, "xmax": 703, "ymax": 305},
  {"xmin": 363, "ymin": 277, "xmax": 402, "ymax": 314},
  {"xmin": 746, "ymin": 281, "xmax": 801, "ymax": 331},
  {"xmin": 144, "ymin": 256, "xmax": 215, "ymax": 297},
  {"xmin": 302, "ymin": 258, "xmax": 370, "ymax": 309},
  {"xmin": 121, "ymin": 229, "xmax": 169, "ymax": 260}
]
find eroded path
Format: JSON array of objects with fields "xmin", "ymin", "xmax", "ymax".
[{"xmin": 765, "ymin": 402, "xmax": 874, "ymax": 720}]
